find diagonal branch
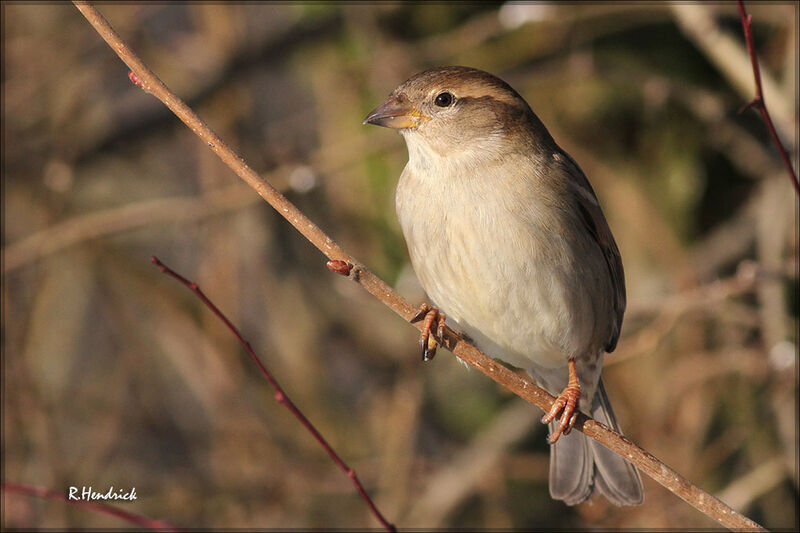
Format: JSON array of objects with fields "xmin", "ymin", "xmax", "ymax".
[
  {"xmin": 736, "ymin": 0, "xmax": 799, "ymax": 195},
  {"xmin": 150, "ymin": 257, "xmax": 396, "ymax": 532},
  {"xmin": 71, "ymin": 2, "xmax": 766, "ymax": 530}
]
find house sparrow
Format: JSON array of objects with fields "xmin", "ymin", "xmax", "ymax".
[{"xmin": 364, "ymin": 66, "xmax": 643, "ymax": 506}]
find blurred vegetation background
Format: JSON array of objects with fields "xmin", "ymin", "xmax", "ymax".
[{"xmin": 2, "ymin": 2, "xmax": 797, "ymax": 530}]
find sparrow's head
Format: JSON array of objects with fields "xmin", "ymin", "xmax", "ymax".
[{"xmin": 364, "ymin": 66, "xmax": 554, "ymax": 157}]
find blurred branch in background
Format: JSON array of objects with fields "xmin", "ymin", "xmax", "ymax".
[
  {"xmin": 404, "ymin": 400, "xmax": 539, "ymax": 527},
  {"xmin": 671, "ymin": 3, "xmax": 793, "ymax": 138},
  {"xmin": 3, "ymin": 185, "xmax": 256, "ymax": 274},
  {"xmin": 150, "ymin": 257, "xmax": 395, "ymax": 531},
  {"xmin": 617, "ymin": 259, "xmax": 796, "ymax": 365},
  {"xmin": 717, "ymin": 457, "xmax": 788, "ymax": 513},
  {"xmin": 735, "ymin": 0, "xmax": 799, "ymax": 194},
  {"xmin": 671, "ymin": 2, "xmax": 798, "ymax": 194}
]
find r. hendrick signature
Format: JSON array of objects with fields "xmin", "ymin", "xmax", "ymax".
[{"xmin": 68, "ymin": 486, "xmax": 137, "ymax": 502}]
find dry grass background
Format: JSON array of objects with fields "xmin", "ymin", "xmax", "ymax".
[{"xmin": 2, "ymin": 3, "xmax": 798, "ymax": 530}]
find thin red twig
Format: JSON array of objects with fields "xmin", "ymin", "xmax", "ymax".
[
  {"xmin": 737, "ymin": 0, "xmax": 799, "ymax": 195},
  {"xmin": 1, "ymin": 482, "xmax": 180, "ymax": 531},
  {"xmin": 150, "ymin": 257, "xmax": 396, "ymax": 532}
]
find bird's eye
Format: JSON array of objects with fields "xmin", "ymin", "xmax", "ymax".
[{"xmin": 434, "ymin": 92, "xmax": 454, "ymax": 107}]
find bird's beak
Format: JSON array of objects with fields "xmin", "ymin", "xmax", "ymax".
[{"xmin": 363, "ymin": 95, "xmax": 424, "ymax": 129}]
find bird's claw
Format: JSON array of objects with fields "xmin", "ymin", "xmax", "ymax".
[
  {"xmin": 411, "ymin": 304, "xmax": 446, "ymax": 362},
  {"xmin": 541, "ymin": 359, "xmax": 581, "ymax": 444}
]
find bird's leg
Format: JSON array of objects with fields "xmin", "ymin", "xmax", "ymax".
[
  {"xmin": 541, "ymin": 359, "xmax": 581, "ymax": 444},
  {"xmin": 410, "ymin": 303, "xmax": 446, "ymax": 362}
]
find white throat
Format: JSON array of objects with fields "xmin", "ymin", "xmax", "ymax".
[{"xmin": 401, "ymin": 128, "xmax": 510, "ymax": 177}]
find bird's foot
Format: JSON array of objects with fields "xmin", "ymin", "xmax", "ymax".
[
  {"xmin": 541, "ymin": 359, "xmax": 581, "ymax": 444},
  {"xmin": 410, "ymin": 303, "xmax": 446, "ymax": 362}
]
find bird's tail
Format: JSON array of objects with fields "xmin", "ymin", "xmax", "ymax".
[{"xmin": 548, "ymin": 378, "xmax": 644, "ymax": 506}]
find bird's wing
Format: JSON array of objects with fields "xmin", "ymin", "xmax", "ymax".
[{"xmin": 558, "ymin": 150, "xmax": 626, "ymax": 352}]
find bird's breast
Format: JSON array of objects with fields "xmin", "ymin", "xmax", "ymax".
[{"xmin": 395, "ymin": 152, "xmax": 608, "ymax": 369}]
